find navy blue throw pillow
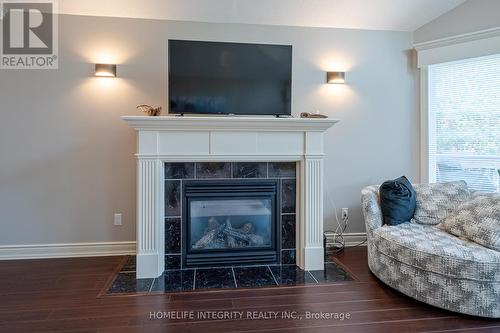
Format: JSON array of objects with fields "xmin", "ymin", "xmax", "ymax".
[{"xmin": 379, "ymin": 176, "xmax": 416, "ymax": 226}]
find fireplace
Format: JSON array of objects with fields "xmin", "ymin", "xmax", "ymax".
[
  {"xmin": 183, "ymin": 179, "xmax": 280, "ymax": 267},
  {"xmin": 122, "ymin": 116, "xmax": 337, "ymax": 278}
]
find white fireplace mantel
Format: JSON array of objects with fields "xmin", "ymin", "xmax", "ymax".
[{"xmin": 122, "ymin": 116, "xmax": 338, "ymax": 278}]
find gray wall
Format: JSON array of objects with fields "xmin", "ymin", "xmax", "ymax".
[
  {"xmin": 0, "ymin": 14, "xmax": 417, "ymax": 246},
  {"xmin": 414, "ymin": 0, "xmax": 500, "ymax": 43}
]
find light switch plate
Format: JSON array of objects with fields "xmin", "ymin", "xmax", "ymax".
[{"xmin": 114, "ymin": 213, "xmax": 122, "ymax": 226}]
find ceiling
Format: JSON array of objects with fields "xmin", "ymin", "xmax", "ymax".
[{"xmin": 59, "ymin": 0, "xmax": 466, "ymax": 32}]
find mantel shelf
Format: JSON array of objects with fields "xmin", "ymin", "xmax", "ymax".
[{"xmin": 121, "ymin": 115, "xmax": 339, "ymax": 132}]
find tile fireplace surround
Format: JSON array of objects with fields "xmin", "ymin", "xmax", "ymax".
[
  {"xmin": 164, "ymin": 161, "xmax": 296, "ymax": 269},
  {"xmin": 122, "ymin": 116, "xmax": 338, "ymax": 278}
]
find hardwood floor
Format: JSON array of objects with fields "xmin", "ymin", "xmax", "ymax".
[{"xmin": 0, "ymin": 247, "xmax": 498, "ymax": 332}]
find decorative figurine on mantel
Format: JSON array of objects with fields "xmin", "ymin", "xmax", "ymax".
[
  {"xmin": 136, "ymin": 104, "xmax": 162, "ymax": 116},
  {"xmin": 300, "ymin": 110, "xmax": 328, "ymax": 119}
]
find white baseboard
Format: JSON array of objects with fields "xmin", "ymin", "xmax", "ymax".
[
  {"xmin": 0, "ymin": 241, "xmax": 136, "ymax": 260},
  {"xmin": 0, "ymin": 233, "xmax": 363, "ymax": 260},
  {"xmin": 324, "ymin": 232, "xmax": 367, "ymax": 247}
]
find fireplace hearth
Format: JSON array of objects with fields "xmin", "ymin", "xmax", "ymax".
[{"xmin": 183, "ymin": 179, "xmax": 280, "ymax": 267}]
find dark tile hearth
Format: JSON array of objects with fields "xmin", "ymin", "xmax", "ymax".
[
  {"xmin": 120, "ymin": 256, "xmax": 136, "ymax": 272},
  {"xmin": 234, "ymin": 266, "xmax": 277, "ymax": 288},
  {"xmin": 151, "ymin": 269, "xmax": 195, "ymax": 292},
  {"xmin": 270, "ymin": 265, "xmax": 316, "ymax": 286},
  {"xmin": 195, "ymin": 267, "xmax": 236, "ymax": 290},
  {"xmin": 107, "ymin": 272, "xmax": 153, "ymax": 294},
  {"xmin": 106, "ymin": 256, "xmax": 354, "ymax": 295}
]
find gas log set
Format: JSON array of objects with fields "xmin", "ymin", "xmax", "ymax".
[{"xmin": 193, "ymin": 217, "xmax": 266, "ymax": 249}]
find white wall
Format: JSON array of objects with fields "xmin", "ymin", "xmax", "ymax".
[
  {"xmin": 0, "ymin": 14, "xmax": 417, "ymax": 247},
  {"xmin": 414, "ymin": 0, "xmax": 500, "ymax": 43}
]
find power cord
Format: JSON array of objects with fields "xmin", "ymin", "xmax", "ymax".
[
  {"xmin": 324, "ymin": 191, "xmax": 368, "ymax": 255},
  {"xmin": 327, "ymin": 213, "xmax": 348, "ymax": 254}
]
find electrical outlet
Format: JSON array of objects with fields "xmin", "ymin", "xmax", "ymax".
[
  {"xmin": 114, "ymin": 213, "xmax": 122, "ymax": 226},
  {"xmin": 341, "ymin": 208, "xmax": 349, "ymax": 220}
]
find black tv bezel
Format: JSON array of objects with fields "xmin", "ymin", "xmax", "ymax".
[{"xmin": 167, "ymin": 39, "xmax": 292, "ymax": 116}]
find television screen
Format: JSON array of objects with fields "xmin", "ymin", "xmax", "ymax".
[{"xmin": 168, "ymin": 40, "xmax": 292, "ymax": 116}]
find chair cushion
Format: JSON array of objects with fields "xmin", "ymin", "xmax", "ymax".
[
  {"xmin": 439, "ymin": 193, "xmax": 500, "ymax": 251},
  {"xmin": 379, "ymin": 176, "xmax": 416, "ymax": 226},
  {"xmin": 411, "ymin": 181, "xmax": 470, "ymax": 225},
  {"xmin": 372, "ymin": 222, "xmax": 500, "ymax": 281}
]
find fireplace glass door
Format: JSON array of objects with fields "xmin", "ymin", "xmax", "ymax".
[
  {"xmin": 190, "ymin": 198, "xmax": 273, "ymax": 251},
  {"xmin": 183, "ymin": 179, "xmax": 280, "ymax": 267}
]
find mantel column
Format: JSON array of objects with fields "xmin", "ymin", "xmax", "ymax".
[
  {"xmin": 136, "ymin": 158, "xmax": 164, "ymax": 278},
  {"xmin": 297, "ymin": 132, "xmax": 325, "ymax": 271}
]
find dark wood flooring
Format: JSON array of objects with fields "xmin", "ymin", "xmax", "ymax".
[{"xmin": 0, "ymin": 247, "xmax": 499, "ymax": 332}]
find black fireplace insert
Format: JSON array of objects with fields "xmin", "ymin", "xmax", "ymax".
[{"xmin": 182, "ymin": 179, "xmax": 281, "ymax": 267}]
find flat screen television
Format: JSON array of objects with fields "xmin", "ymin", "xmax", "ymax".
[{"xmin": 168, "ymin": 40, "xmax": 292, "ymax": 116}]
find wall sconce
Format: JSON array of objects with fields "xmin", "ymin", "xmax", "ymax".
[
  {"xmin": 95, "ymin": 64, "xmax": 117, "ymax": 77},
  {"xmin": 326, "ymin": 71, "xmax": 345, "ymax": 84}
]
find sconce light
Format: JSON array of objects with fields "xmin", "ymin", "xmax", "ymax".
[
  {"xmin": 95, "ymin": 64, "xmax": 117, "ymax": 77},
  {"xmin": 326, "ymin": 71, "xmax": 345, "ymax": 84}
]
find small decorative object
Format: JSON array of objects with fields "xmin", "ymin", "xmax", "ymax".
[
  {"xmin": 300, "ymin": 112, "xmax": 328, "ymax": 119},
  {"xmin": 136, "ymin": 104, "xmax": 162, "ymax": 116}
]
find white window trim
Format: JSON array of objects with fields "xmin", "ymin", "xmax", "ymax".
[
  {"xmin": 415, "ymin": 27, "xmax": 500, "ymax": 68},
  {"xmin": 419, "ymin": 66, "xmax": 429, "ymax": 183},
  {"xmin": 416, "ymin": 27, "xmax": 500, "ymax": 184}
]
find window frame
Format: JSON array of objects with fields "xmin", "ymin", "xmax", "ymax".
[
  {"xmin": 416, "ymin": 28, "xmax": 500, "ymax": 185},
  {"xmin": 420, "ymin": 56, "xmax": 500, "ymax": 189}
]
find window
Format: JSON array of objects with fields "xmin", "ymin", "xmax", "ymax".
[{"xmin": 428, "ymin": 54, "xmax": 500, "ymax": 192}]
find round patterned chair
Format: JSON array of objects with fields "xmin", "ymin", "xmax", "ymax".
[{"xmin": 361, "ymin": 185, "xmax": 500, "ymax": 318}]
